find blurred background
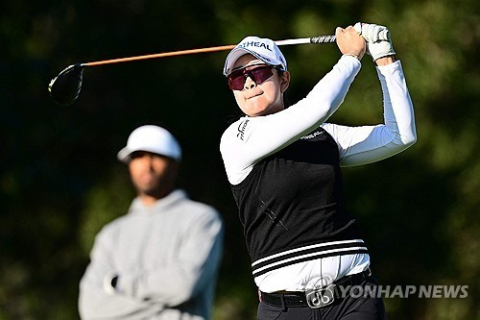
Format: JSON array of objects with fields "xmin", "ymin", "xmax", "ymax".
[{"xmin": 1, "ymin": 0, "xmax": 480, "ymax": 319}]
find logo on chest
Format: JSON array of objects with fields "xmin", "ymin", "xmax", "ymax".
[{"xmin": 300, "ymin": 130, "xmax": 324, "ymax": 140}]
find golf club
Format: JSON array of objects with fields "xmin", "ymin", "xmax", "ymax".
[{"xmin": 48, "ymin": 35, "xmax": 336, "ymax": 106}]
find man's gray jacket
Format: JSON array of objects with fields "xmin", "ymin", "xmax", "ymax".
[{"xmin": 79, "ymin": 190, "xmax": 224, "ymax": 320}]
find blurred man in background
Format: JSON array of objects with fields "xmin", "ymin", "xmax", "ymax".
[{"xmin": 79, "ymin": 125, "xmax": 224, "ymax": 320}]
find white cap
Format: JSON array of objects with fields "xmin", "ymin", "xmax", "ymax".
[
  {"xmin": 117, "ymin": 125, "xmax": 182, "ymax": 163},
  {"xmin": 223, "ymin": 36, "xmax": 287, "ymax": 76}
]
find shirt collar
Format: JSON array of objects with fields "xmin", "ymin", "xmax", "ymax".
[{"xmin": 128, "ymin": 189, "xmax": 187, "ymax": 214}]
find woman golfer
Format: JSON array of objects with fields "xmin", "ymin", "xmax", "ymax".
[{"xmin": 220, "ymin": 23, "xmax": 416, "ymax": 319}]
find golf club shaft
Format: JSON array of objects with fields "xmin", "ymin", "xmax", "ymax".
[{"xmin": 81, "ymin": 35, "xmax": 336, "ymax": 68}]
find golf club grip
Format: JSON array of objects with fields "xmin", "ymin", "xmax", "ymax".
[
  {"xmin": 274, "ymin": 35, "xmax": 336, "ymax": 46},
  {"xmin": 310, "ymin": 35, "xmax": 336, "ymax": 44}
]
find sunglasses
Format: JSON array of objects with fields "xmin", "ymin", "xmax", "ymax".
[{"xmin": 227, "ymin": 65, "xmax": 277, "ymax": 91}]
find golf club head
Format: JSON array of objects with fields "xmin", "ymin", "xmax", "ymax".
[{"xmin": 48, "ymin": 64, "xmax": 84, "ymax": 106}]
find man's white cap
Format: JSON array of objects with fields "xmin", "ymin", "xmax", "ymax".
[
  {"xmin": 117, "ymin": 125, "xmax": 182, "ymax": 163},
  {"xmin": 223, "ymin": 36, "xmax": 287, "ymax": 76}
]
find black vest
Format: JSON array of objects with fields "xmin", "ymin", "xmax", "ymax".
[{"xmin": 230, "ymin": 127, "xmax": 368, "ymax": 277}]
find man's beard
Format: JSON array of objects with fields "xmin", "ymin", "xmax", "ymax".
[{"xmin": 134, "ymin": 177, "xmax": 173, "ymax": 199}]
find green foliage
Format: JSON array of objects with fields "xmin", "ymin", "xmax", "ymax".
[
  {"xmin": 1, "ymin": 0, "xmax": 480, "ymax": 319},
  {"xmin": 79, "ymin": 166, "xmax": 134, "ymax": 255}
]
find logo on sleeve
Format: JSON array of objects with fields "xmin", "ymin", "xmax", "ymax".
[{"xmin": 237, "ymin": 119, "xmax": 250, "ymax": 141}]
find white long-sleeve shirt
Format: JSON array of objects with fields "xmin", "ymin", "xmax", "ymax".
[
  {"xmin": 220, "ymin": 56, "xmax": 416, "ymax": 292},
  {"xmin": 79, "ymin": 190, "xmax": 224, "ymax": 320}
]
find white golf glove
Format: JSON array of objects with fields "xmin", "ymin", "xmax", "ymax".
[{"xmin": 355, "ymin": 22, "xmax": 396, "ymax": 61}]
